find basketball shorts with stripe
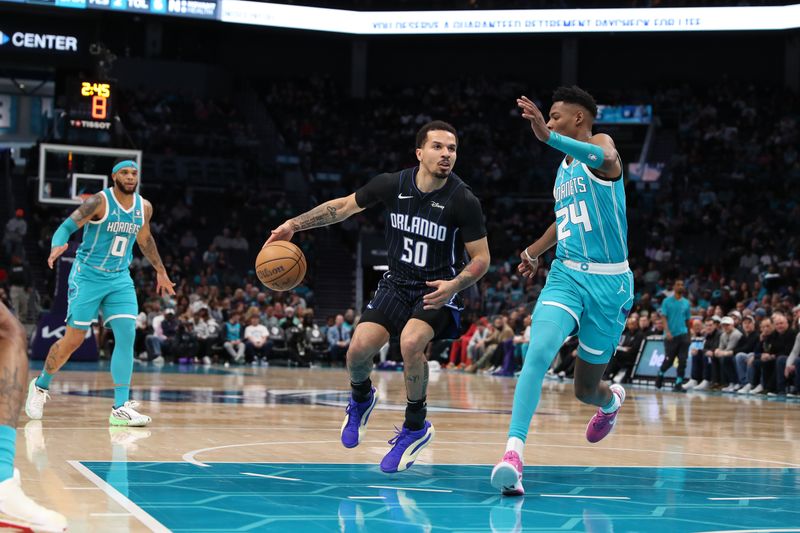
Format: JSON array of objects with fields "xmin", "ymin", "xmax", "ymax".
[
  {"xmin": 533, "ymin": 259, "xmax": 634, "ymax": 365},
  {"xmin": 66, "ymin": 261, "xmax": 138, "ymax": 330},
  {"xmin": 361, "ymin": 274, "xmax": 462, "ymax": 340}
]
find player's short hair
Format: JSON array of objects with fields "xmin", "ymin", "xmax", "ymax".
[
  {"xmin": 415, "ymin": 120, "xmax": 458, "ymax": 149},
  {"xmin": 552, "ymin": 86, "xmax": 598, "ymax": 118}
]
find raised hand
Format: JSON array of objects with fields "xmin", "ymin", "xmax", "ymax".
[{"xmin": 517, "ymin": 95, "xmax": 551, "ymax": 143}]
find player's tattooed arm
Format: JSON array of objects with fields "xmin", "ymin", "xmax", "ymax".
[
  {"xmin": 138, "ymin": 200, "xmax": 176, "ymax": 296},
  {"xmin": 423, "ymin": 237, "xmax": 490, "ymax": 310},
  {"xmin": 267, "ymin": 194, "xmax": 366, "ymax": 245},
  {"xmin": 137, "ymin": 200, "xmax": 167, "ymax": 274},
  {"xmin": 289, "ymin": 194, "xmax": 364, "ymax": 232},
  {"xmin": 68, "ymin": 192, "xmax": 105, "ymax": 226},
  {"xmin": 450, "ymin": 237, "xmax": 491, "ymax": 292}
]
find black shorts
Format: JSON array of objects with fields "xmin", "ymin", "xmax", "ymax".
[{"xmin": 360, "ymin": 273, "xmax": 463, "ymax": 340}]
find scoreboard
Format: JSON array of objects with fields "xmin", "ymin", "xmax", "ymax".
[{"xmin": 68, "ymin": 80, "xmax": 114, "ymax": 130}]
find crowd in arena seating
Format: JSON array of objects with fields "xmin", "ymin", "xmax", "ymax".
[
  {"xmin": 1, "ymin": 77, "xmax": 797, "ymax": 402},
  {"xmin": 117, "ymin": 89, "xmax": 257, "ymax": 159}
]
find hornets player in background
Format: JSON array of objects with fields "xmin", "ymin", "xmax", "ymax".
[
  {"xmin": 491, "ymin": 88, "xmax": 633, "ymax": 496},
  {"xmin": 25, "ymin": 160, "xmax": 175, "ymax": 427},
  {"xmin": 267, "ymin": 121, "xmax": 490, "ymax": 473}
]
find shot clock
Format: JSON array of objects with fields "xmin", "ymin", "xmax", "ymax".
[{"xmin": 67, "ymin": 79, "xmax": 114, "ymax": 130}]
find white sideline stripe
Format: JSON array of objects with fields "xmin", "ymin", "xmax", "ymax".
[
  {"xmin": 707, "ymin": 496, "xmax": 777, "ymax": 501},
  {"xmin": 579, "ymin": 341, "xmax": 604, "ymax": 356},
  {"xmin": 68, "ymin": 461, "xmax": 170, "ymax": 533},
  {"xmin": 368, "ymin": 485, "xmax": 452, "ymax": 493},
  {"xmin": 541, "ymin": 300, "xmax": 580, "ymax": 324},
  {"xmin": 541, "ymin": 494, "xmax": 630, "ymax": 500},
  {"xmin": 242, "ymin": 472, "xmax": 300, "ymax": 482},
  {"xmin": 348, "ymin": 496, "xmax": 385, "ymax": 500},
  {"xmin": 104, "ymin": 314, "xmax": 137, "ymax": 325}
]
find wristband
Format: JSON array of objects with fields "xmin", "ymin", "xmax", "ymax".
[{"xmin": 523, "ymin": 248, "xmax": 537, "ymax": 263}]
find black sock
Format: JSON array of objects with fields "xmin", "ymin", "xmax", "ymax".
[
  {"xmin": 351, "ymin": 378, "xmax": 373, "ymax": 403},
  {"xmin": 404, "ymin": 397, "xmax": 427, "ymax": 431}
]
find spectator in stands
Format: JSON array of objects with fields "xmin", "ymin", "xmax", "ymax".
[
  {"xmin": 689, "ymin": 317, "xmax": 720, "ymax": 391},
  {"xmin": 715, "ymin": 316, "xmax": 742, "ymax": 391},
  {"xmin": 466, "ymin": 316, "xmax": 513, "ymax": 374},
  {"xmin": 327, "ymin": 314, "xmax": 350, "ymax": 363},
  {"xmin": 244, "ymin": 315, "xmax": 270, "ymax": 364},
  {"xmin": 764, "ymin": 312, "xmax": 797, "ymax": 396},
  {"xmin": 512, "ymin": 315, "xmax": 531, "ymax": 364},
  {"xmin": 195, "ymin": 307, "xmax": 220, "ymax": 365},
  {"xmin": 466, "ymin": 317, "xmax": 491, "ymax": 368},
  {"xmin": 734, "ymin": 316, "xmax": 761, "ymax": 394},
  {"xmin": 144, "ymin": 307, "xmax": 179, "ymax": 364},
  {"xmin": 748, "ymin": 318, "xmax": 776, "ymax": 395},
  {"xmin": 605, "ymin": 317, "xmax": 645, "ymax": 384},
  {"xmin": 3, "ymin": 209, "xmax": 26, "ymax": 259},
  {"xmin": 638, "ymin": 314, "xmax": 654, "ymax": 336},
  {"xmin": 223, "ymin": 313, "xmax": 245, "ymax": 363},
  {"xmin": 7, "ymin": 256, "xmax": 30, "ymax": 322},
  {"xmin": 549, "ymin": 336, "xmax": 580, "ymax": 380},
  {"xmin": 280, "ymin": 307, "xmax": 301, "ymax": 329},
  {"xmin": 342, "ymin": 308, "xmax": 356, "ymax": 333},
  {"xmin": 179, "ymin": 230, "xmax": 198, "ymax": 254},
  {"xmin": 778, "ymin": 321, "xmax": 800, "ymax": 398}
]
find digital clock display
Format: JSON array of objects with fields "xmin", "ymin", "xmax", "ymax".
[{"xmin": 68, "ymin": 79, "xmax": 114, "ymax": 130}]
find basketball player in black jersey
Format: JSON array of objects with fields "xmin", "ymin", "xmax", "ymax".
[{"xmin": 266, "ymin": 121, "xmax": 489, "ymax": 473}]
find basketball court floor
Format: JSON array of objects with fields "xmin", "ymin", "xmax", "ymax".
[{"xmin": 17, "ymin": 362, "xmax": 800, "ymax": 532}]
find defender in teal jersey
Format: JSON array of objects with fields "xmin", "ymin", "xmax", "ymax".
[
  {"xmin": 491, "ymin": 87, "xmax": 633, "ymax": 496},
  {"xmin": 25, "ymin": 160, "xmax": 175, "ymax": 427}
]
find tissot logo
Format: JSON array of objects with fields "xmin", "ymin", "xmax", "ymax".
[{"xmin": 0, "ymin": 30, "xmax": 78, "ymax": 52}]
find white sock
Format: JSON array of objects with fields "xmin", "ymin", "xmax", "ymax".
[
  {"xmin": 505, "ymin": 437, "xmax": 525, "ymax": 461},
  {"xmin": 600, "ymin": 392, "xmax": 621, "ymax": 414}
]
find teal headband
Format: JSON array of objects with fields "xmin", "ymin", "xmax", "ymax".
[{"xmin": 112, "ymin": 160, "xmax": 139, "ymax": 174}]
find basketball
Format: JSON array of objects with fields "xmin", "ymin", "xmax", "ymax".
[{"xmin": 255, "ymin": 241, "xmax": 307, "ymax": 291}]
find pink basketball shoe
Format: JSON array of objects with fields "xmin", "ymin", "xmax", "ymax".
[
  {"xmin": 490, "ymin": 450, "xmax": 525, "ymax": 496},
  {"xmin": 585, "ymin": 384, "xmax": 626, "ymax": 444}
]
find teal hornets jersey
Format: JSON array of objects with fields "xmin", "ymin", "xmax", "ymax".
[
  {"xmin": 553, "ymin": 157, "xmax": 628, "ymax": 264},
  {"xmin": 76, "ymin": 188, "xmax": 144, "ymax": 272}
]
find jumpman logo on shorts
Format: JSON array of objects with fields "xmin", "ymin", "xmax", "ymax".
[{"xmin": 617, "ymin": 283, "xmax": 626, "ymax": 294}]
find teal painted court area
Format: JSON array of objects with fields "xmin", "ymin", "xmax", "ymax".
[{"xmin": 77, "ymin": 462, "xmax": 800, "ymax": 532}]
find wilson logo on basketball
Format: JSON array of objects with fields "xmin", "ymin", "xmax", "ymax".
[{"xmin": 255, "ymin": 240, "xmax": 307, "ymax": 292}]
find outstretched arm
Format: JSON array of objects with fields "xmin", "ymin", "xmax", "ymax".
[
  {"xmin": 265, "ymin": 193, "xmax": 365, "ymax": 245},
  {"xmin": 136, "ymin": 200, "xmax": 175, "ymax": 296},
  {"xmin": 48, "ymin": 192, "xmax": 106, "ymax": 269},
  {"xmin": 423, "ymin": 237, "xmax": 490, "ymax": 310},
  {"xmin": 517, "ymin": 95, "xmax": 621, "ymax": 178}
]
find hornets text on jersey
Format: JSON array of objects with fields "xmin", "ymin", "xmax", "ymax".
[
  {"xmin": 552, "ymin": 157, "xmax": 628, "ymax": 265},
  {"xmin": 76, "ymin": 188, "xmax": 145, "ymax": 272}
]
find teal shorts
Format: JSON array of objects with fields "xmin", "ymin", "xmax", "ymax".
[
  {"xmin": 533, "ymin": 259, "xmax": 634, "ymax": 364},
  {"xmin": 66, "ymin": 261, "xmax": 138, "ymax": 330}
]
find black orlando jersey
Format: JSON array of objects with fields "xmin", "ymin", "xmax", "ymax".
[{"xmin": 355, "ymin": 167, "xmax": 487, "ymax": 283}]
